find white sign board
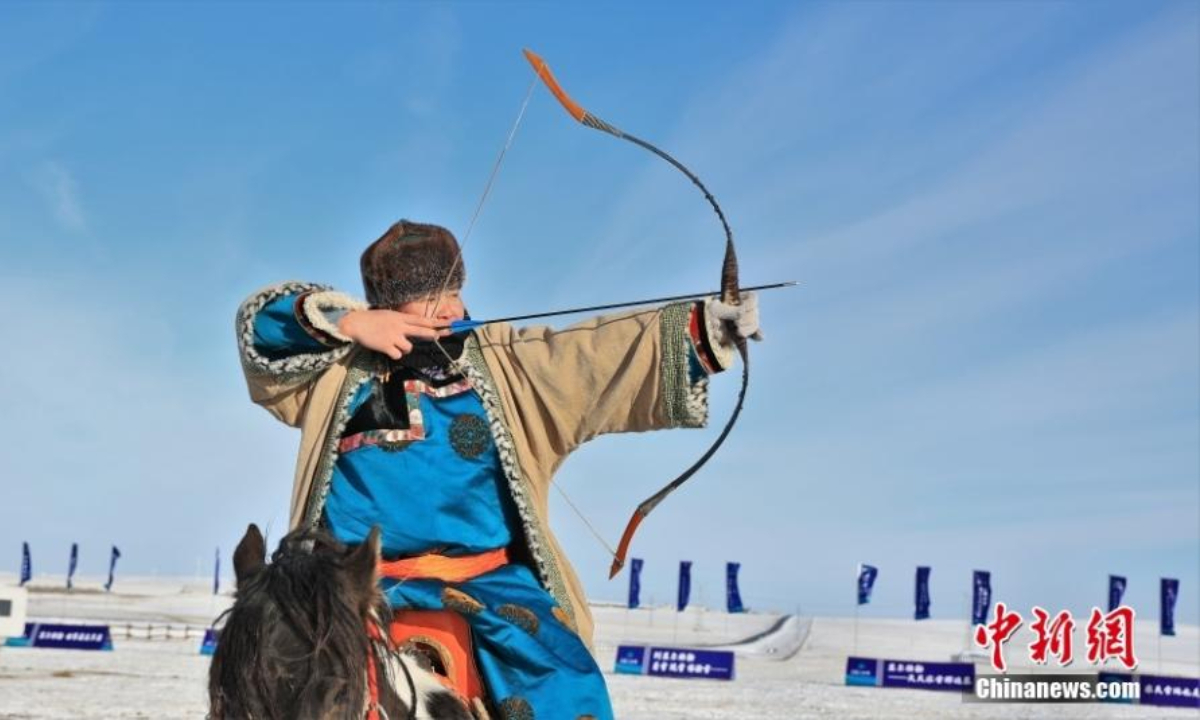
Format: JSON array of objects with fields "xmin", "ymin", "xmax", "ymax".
[{"xmin": 0, "ymin": 586, "xmax": 28, "ymax": 639}]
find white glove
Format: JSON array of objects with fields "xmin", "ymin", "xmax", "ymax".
[{"xmin": 707, "ymin": 291, "xmax": 762, "ymax": 344}]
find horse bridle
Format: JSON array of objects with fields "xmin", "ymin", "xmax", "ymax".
[{"xmin": 365, "ymin": 621, "xmax": 418, "ymax": 720}]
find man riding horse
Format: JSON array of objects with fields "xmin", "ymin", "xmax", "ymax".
[{"xmin": 234, "ymin": 220, "xmax": 761, "ymax": 718}]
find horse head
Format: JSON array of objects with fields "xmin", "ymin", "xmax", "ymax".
[{"xmin": 208, "ymin": 524, "xmax": 470, "ymax": 720}]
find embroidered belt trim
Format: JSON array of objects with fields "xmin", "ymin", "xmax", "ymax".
[
  {"xmin": 338, "ymin": 427, "xmax": 424, "ymax": 453},
  {"xmin": 337, "ymin": 378, "xmax": 476, "ymax": 455},
  {"xmin": 378, "ymin": 547, "xmax": 508, "ymax": 583},
  {"xmin": 412, "ymin": 377, "xmax": 472, "ymax": 398}
]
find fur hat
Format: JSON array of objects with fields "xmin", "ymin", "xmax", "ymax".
[{"xmin": 360, "ymin": 220, "xmax": 465, "ymax": 308}]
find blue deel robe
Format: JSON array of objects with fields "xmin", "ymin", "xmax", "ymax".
[{"xmin": 254, "ymin": 294, "xmax": 614, "ymax": 720}]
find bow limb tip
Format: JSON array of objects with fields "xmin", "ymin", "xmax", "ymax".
[
  {"xmin": 608, "ymin": 511, "xmax": 647, "ymax": 579},
  {"xmin": 522, "ymin": 48, "xmax": 589, "ymax": 123}
]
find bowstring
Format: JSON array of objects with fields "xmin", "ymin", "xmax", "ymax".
[
  {"xmin": 552, "ymin": 478, "xmax": 618, "ymax": 558},
  {"xmin": 422, "ymin": 70, "xmax": 618, "ymax": 564},
  {"xmin": 425, "ymin": 74, "xmax": 537, "ymax": 328}
]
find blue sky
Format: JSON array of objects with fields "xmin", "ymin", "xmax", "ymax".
[{"xmin": 1, "ymin": 1, "xmax": 1196, "ymax": 626}]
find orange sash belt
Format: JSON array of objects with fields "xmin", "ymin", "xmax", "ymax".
[{"xmin": 377, "ymin": 547, "xmax": 508, "ymax": 583}]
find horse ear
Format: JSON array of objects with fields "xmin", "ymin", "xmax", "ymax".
[
  {"xmin": 346, "ymin": 526, "xmax": 380, "ymax": 590},
  {"xmin": 233, "ymin": 523, "xmax": 266, "ymax": 586}
]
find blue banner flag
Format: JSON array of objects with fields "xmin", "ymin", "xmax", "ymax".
[
  {"xmin": 614, "ymin": 645, "xmax": 647, "ymax": 674},
  {"xmin": 1108, "ymin": 575, "xmax": 1127, "ymax": 612},
  {"xmin": 845, "ymin": 657, "xmax": 974, "ymax": 691},
  {"xmin": 616, "ymin": 645, "xmax": 736, "ymax": 681},
  {"xmin": 1135, "ymin": 673, "xmax": 1199, "ymax": 709},
  {"xmin": 20, "ymin": 542, "xmax": 31, "ymax": 586},
  {"xmin": 881, "ymin": 658, "xmax": 974, "ymax": 691},
  {"xmin": 677, "ymin": 561, "xmax": 692, "ymax": 612},
  {"xmin": 845, "ymin": 657, "xmax": 880, "ymax": 687},
  {"xmin": 915, "ymin": 566, "xmax": 931, "ymax": 620},
  {"xmin": 726, "ymin": 562, "xmax": 745, "ymax": 613},
  {"xmin": 646, "ymin": 646, "xmax": 735, "ymax": 681},
  {"xmin": 627, "ymin": 558, "xmax": 643, "ymax": 609},
  {"xmin": 5, "ymin": 623, "xmax": 113, "ymax": 651},
  {"xmin": 213, "ymin": 547, "xmax": 221, "ymax": 596},
  {"xmin": 971, "ymin": 570, "xmax": 991, "ymax": 625},
  {"xmin": 104, "ymin": 547, "xmax": 121, "ymax": 592},
  {"xmin": 200, "ymin": 628, "xmax": 220, "ymax": 656},
  {"xmin": 67, "ymin": 544, "xmax": 78, "ymax": 590},
  {"xmin": 1100, "ymin": 672, "xmax": 1200, "ymax": 709},
  {"xmin": 1161, "ymin": 578, "xmax": 1179, "ymax": 637},
  {"xmin": 857, "ymin": 564, "xmax": 879, "ymax": 605}
]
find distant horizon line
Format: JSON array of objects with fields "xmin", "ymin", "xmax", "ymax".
[{"xmin": 5, "ymin": 573, "xmax": 1197, "ymax": 631}]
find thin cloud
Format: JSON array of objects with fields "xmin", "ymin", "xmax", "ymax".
[
  {"xmin": 793, "ymin": 15, "xmax": 1198, "ymax": 278},
  {"xmin": 0, "ymin": 274, "xmax": 295, "ymax": 579},
  {"xmin": 31, "ymin": 160, "xmax": 86, "ymax": 233},
  {"xmin": 554, "ymin": 5, "xmax": 1200, "ymax": 620}
]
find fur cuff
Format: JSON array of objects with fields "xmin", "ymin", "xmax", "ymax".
[
  {"xmin": 702, "ymin": 298, "xmax": 737, "ymax": 371},
  {"xmin": 236, "ymin": 281, "xmax": 352, "ymax": 379},
  {"xmin": 685, "ymin": 378, "xmax": 710, "ymax": 427},
  {"xmin": 300, "ymin": 290, "xmax": 368, "ymax": 344}
]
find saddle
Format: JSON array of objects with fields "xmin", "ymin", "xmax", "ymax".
[{"xmin": 379, "ymin": 548, "xmax": 507, "ymax": 715}]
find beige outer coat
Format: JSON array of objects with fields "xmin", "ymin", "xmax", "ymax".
[{"xmin": 237, "ymin": 282, "xmax": 712, "ymax": 647}]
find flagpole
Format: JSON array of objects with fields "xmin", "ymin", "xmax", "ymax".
[
  {"xmin": 853, "ymin": 563, "xmax": 860, "ymax": 656},
  {"xmin": 623, "ymin": 556, "xmax": 629, "ymax": 640},
  {"xmin": 962, "ymin": 591, "xmax": 971, "ymax": 656},
  {"xmin": 853, "ymin": 601, "xmax": 860, "ymax": 656}
]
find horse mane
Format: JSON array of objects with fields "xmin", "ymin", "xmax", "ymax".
[{"xmin": 208, "ymin": 529, "xmax": 390, "ymax": 720}]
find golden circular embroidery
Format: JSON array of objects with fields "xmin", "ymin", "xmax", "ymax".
[
  {"xmin": 449, "ymin": 413, "xmax": 490, "ymax": 459},
  {"xmin": 499, "ymin": 697, "xmax": 534, "ymax": 720},
  {"xmin": 441, "ymin": 588, "xmax": 484, "ymax": 616},
  {"xmin": 551, "ymin": 606, "xmax": 577, "ymax": 634},
  {"xmin": 496, "ymin": 604, "xmax": 540, "ymax": 635}
]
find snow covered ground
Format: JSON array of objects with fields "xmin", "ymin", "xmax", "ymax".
[{"xmin": 0, "ymin": 575, "xmax": 1196, "ymax": 719}]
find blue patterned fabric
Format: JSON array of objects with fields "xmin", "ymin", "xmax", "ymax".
[
  {"xmin": 329, "ymin": 383, "xmax": 613, "ymax": 719},
  {"xmin": 325, "ymin": 383, "xmax": 516, "ymax": 556},
  {"xmin": 384, "ymin": 565, "xmax": 613, "ymax": 720}
]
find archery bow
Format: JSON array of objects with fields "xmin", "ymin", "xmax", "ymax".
[{"xmin": 523, "ymin": 49, "xmax": 752, "ymax": 579}]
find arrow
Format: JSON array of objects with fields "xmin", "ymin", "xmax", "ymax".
[{"xmin": 445, "ymin": 281, "xmax": 796, "ymax": 333}]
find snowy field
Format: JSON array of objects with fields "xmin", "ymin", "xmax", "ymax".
[{"xmin": 1, "ymin": 575, "xmax": 1196, "ymax": 719}]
